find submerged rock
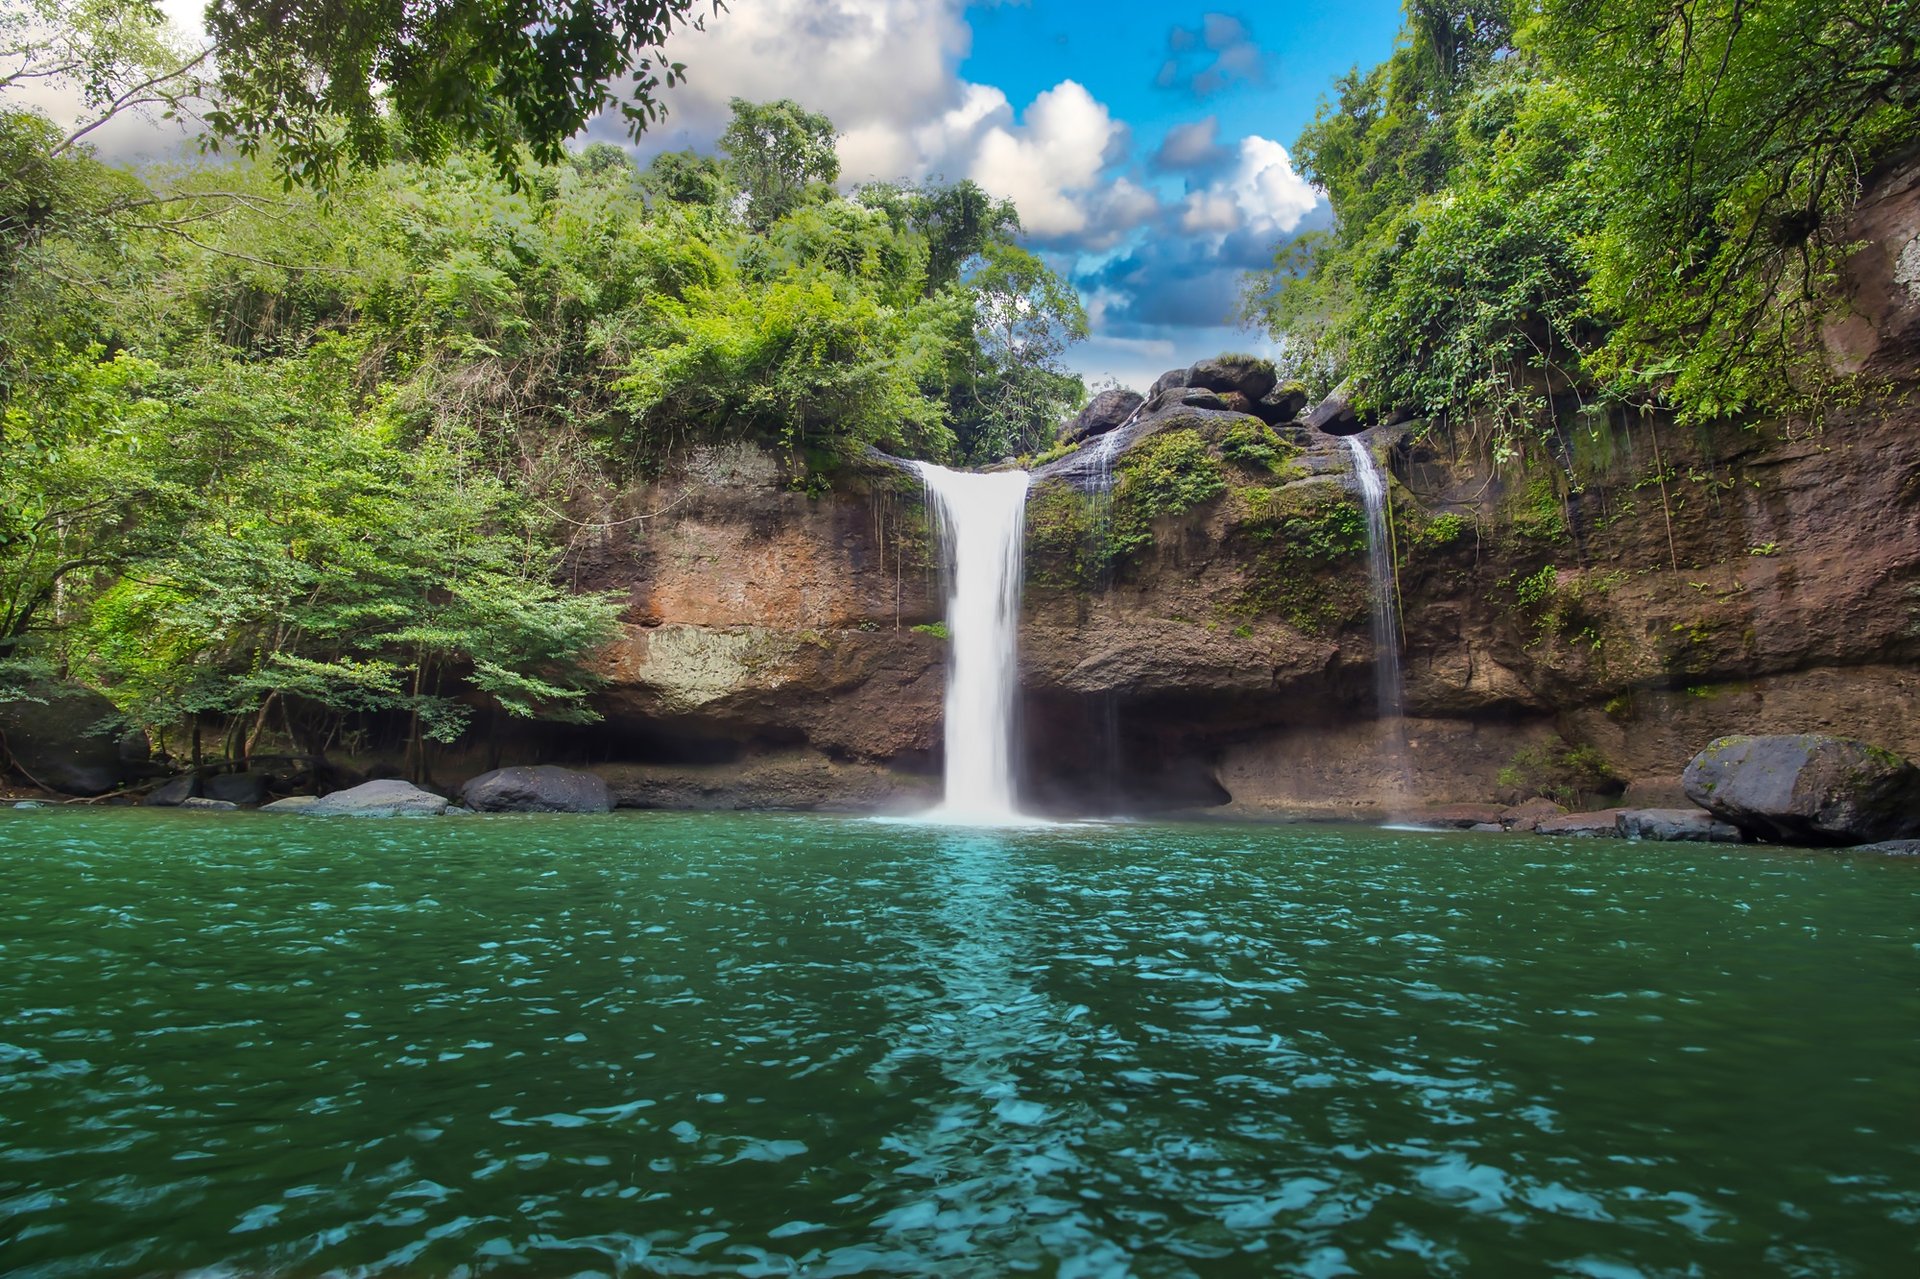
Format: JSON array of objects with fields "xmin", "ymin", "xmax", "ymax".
[
  {"xmin": 305, "ymin": 779, "xmax": 449, "ymax": 818},
  {"xmin": 460, "ymin": 765, "xmax": 612, "ymax": 814},
  {"xmin": 1846, "ymin": 839, "xmax": 1920, "ymax": 855},
  {"xmin": 1682, "ymin": 734, "xmax": 1920, "ymax": 845},
  {"xmin": 1616, "ymin": 807, "xmax": 1742, "ymax": 843}
]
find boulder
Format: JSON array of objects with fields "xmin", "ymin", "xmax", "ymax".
[
  {"xmin": 1188, "ymin": 355, "xmax": 1278, "ymax": 403},
  {"xmin": 204, "ymin": 772, "xmax": 268, "ymax": 806},
  {"xmin": 460, "ymin": 765, "xmax": 613, "ymax": 814},
  {"xmin": 305, "ymin": 779, "xmax": 449, "ymax": 818},
  {"xmin": 1534, "ymin": 809, "xmax": 1628, "ymax": 837},
  {"xmin": 260, "ymin": 795, "xmax": 321, "ymax": 813},
  {"xmin": 1148, "ymin": 367, "xmax": 1190, "ymax": 400},
  {"xmin": 1146, "ymin": 385, "xmax": 1230, "ymax": 414},
  {"xmin": 1061, "ymin": 389, "xmax": 1144, "ymax": 444},
  {"xmin": 1255, "ymin": 382, "xmax": 1309, "ymax": 425},
  {"xmin": 1500, "ymin": 798, "xmax": 1570, "ymax": 832},
  {"xmin": 0, "ymin": 682, "xmax": 134, "ymax": 796},
  {"xmin": 1681, "ymin": 734, "xmax": 1920, "ymax": 845},
  {"xmin": 13, "ymin": 800, "xmax": 44, "ymax": 810},
  {"xmin": 1304, "ymin": 380, "xmax": 1413, "ymax": 438},
  {"xmin": 1616, "ymin": 807, "xmax": 1743, "ymax": 843},
  {"xmin": 144, "ymin": 774, "xmax": 200, "ymax": 806},
  {"xmin": 178, "ymin": 796, "xmax": 238, "ymax": 811},
  {"xmin": 1304, "ymin": 385, "xmax": 1367, "ymax": 437}
]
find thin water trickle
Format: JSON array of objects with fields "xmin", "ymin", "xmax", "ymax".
[
  {"xmin": 1346, "ymin": 435, "xmax": 1409, "ymax": 805},
  {"xmin": 914, "ymin": 462, "xmax": 1031, "ymax": 822}
]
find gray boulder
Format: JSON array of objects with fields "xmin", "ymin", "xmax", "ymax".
[
  {"xmin": 1617, "ymin": 807, "xmax": 1743, "ymax": 843},
  {"xmin": 305, "ymin": 779, "xmax": 449, "ymax": 817},
  {"xmin": 178, "ymin": 796, "xmax": 238, "ymax": 811},
  {"xmin": 461, "ymin": 765, "xmax": 612, "ymax": 813},
  {"xmin": 0, "ymin": 682, "xmax": 133, "ymax": 796},
  {"xmin": 1061, "ymin": 389, "xmax": 1144, "ymax": 444},
  {"xmin": 1305, "ymin": 384, "xmax": 1368, "ymax": 437},
  {"xmin": 260, "ymin": 795, "xmax": 321, "ymax": 813},
  {"xmin": 144, "ymin": 773, "xmax": 200, "ymax": 806},
  {"xmin": 1255, "ymin": 382, "xmax": 1309, "ymax": 425},
  {"xmin": 1534, "ymin": 809, "xmax": 1628, "ymax": 837},
  {"xmin": 1148, "ymin": 367, "xmax": 1190, "ymax": 400},
  {"xmin": 1682, "ymin": 734, "xmax": 1920, "ymax": 845},
  {"xmin": 1188, "ymin": 355, "xmax": 1278, "ymax": 403},
  {"xmin": 1147, "ymin": 385, "xmax": 1230, "ymax": 414}
]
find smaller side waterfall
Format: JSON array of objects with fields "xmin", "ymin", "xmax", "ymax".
[
  {"xmin": 1345, "ymin": 435, "xmax": 1410, "ymax": 811},
  {"xmin": 1344, "ymin": 435, "xmax": 1404, "ymax": 721},
  {"xmin": 914, "ymin": 463, "xmax": 1032, "ymax": 822}
]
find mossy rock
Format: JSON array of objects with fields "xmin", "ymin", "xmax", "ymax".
[{"xmin": 1681, "ymin": 734, "xmax": 1920, "ymax": 845}]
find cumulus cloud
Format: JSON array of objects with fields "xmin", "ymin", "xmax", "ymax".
[
  {"xmin": 605, "ymin": 0, "xmax": 975, "ymax": 167},
  {"xmin": 617, "ymin": 3, "xmax": 1160, "ymax": 251},
  {"xmin": 1177, "ymin": 136, "xmax": 1318, "ymax": 245},
  {"xmin": 1155, "ymin": 13, "xmax": 1270, "ymax": 98}
]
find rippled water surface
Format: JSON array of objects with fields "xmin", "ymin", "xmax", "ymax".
[{"xmin": 1, "ymin": 810, "xmax": 1916, "ymax": 1277}]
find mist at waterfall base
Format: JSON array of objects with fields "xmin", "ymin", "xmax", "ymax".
[{"xmin": 913, "ymin": 462, "xmax": 1032, "ymax": 824}]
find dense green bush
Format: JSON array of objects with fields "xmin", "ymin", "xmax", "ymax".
[{"xmin": 1245, "ymin": 0, "xmax": 1920, "ymax": 457}]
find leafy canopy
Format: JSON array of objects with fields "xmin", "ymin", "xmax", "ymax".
[{"xmin": 1245, "ymin": 0, "xmax": 1920, "ymax": 460}]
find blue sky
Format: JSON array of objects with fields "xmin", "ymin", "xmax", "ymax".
[{"xmin": 612, "ymin": 0, "xmax": 1410, "ymax": 392}]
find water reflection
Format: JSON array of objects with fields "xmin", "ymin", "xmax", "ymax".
[{"xmin": 867, "ymin": 829, "xmax": 1132, "ymax": 1274}]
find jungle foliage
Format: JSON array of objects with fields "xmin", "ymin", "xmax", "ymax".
[
  {"xmin": 1244, "ymin": 0, "xmax": 1920, "ymax": 460},
  {"xmin": 0, "ymin": 25, "xmax": 1088, "ymax": 769}
]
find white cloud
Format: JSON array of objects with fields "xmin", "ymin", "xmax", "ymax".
[
  {"xmin": 967, "ymin": 80, "xmax": 1129, "ymax": 239},
  {"xmin": 1178, "ymin": 135, "xmax": 1317, "ymax": 243},
  {"xmin": 630, "ymin": 0, "xmax": 974, "ymax": 168},
  {"xmin": 638, "ymin": 4, "xmax": 1158, "ymax": 249}
]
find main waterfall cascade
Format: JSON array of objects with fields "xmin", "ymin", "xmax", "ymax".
[
  {"xmin": 912, "ymin": 463, "xmax": 1032, "ymax": 822},
  {"xmin": 1345, "ymin": 436, "xmax": 1411, "ymax": 805}
]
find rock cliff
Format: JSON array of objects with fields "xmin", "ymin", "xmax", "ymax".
[{"xmin": 470, "ymin": 158, "xmax": 1920, "ymax": 817}]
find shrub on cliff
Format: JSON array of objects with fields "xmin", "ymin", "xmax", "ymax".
[{"xmin": 1109, "ymin": 430, "xmax": 1226, "ymax": 555}]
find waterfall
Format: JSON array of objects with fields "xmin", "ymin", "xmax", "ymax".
[
  {"xmin": 914, "ymin": 463, "xmax": 1032, "ymax": 822},
  {"xmin": 1345, "ymin": 436, "xmax": 1409, "ymax": 810}
]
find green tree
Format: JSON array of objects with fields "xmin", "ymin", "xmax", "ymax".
[
  {"xmin": 954, "ymin": 242, "xmax": 1087, "ymax": 461},
  {"xmin": 718, "ymin": 97, "xmax": 839, "ymax": 230},
  {"xmin": 1531, "ymin": 0, "xmax": 1920, "ymax": 419},
  {"xmin": 203, "ymin": 0, "xmax": 715, "ymax": 185}
]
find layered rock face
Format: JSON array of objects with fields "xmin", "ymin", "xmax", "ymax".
[{"xmin": 458, "ymin": 160, "xmax": 1920, "ymax": 822}]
